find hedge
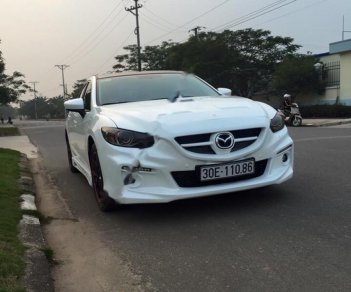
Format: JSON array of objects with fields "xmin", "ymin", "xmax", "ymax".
[{"xmin": 300, "ymin": 105, "xmax": 351, "ymax": 118}]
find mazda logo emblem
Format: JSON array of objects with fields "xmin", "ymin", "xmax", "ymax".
[{"xmin": 215, "ymin": 132, "xmax": 234, "ymax": 149}]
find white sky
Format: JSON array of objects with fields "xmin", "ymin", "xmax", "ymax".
[{"xmin": 0, "ymin": 0, "xmax": 350, "ymax": 101}]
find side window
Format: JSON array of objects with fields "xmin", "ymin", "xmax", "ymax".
[{"xmin": 83, "ymin": 82, "xmax": 92, "ymax": 111}]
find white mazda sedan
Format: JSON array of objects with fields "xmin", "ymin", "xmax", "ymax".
[{"xmin": 64, "ymin": 71, "xmax": 293, "ymax": 211}]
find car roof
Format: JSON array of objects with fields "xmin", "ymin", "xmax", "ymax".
[{"xmin": 96, "ymin": 70, "xmax": 185, "ymax": 80}]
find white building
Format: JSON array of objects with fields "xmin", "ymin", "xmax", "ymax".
[{"xmin": 311, "ymin": 39, "xmax": 351, "ymax": 105}]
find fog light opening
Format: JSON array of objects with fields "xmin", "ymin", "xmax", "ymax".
[
  {"xmin": 282, "ymin": 153, "xmax": 288, "ymax": 163},
  {"xmin": 124, "ymin": 173, "xmax": 136, "ymax": 185}
]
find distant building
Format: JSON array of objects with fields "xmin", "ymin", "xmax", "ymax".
[{"xmin": 313, "ymin": 38, "xmax": 351, "ymax": 105}]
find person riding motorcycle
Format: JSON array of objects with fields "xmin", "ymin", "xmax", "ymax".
[
  {"xmin": 283, "ymin": 93, "xmax": 292, "ymax": 116},
  {"xmin": 278, "ymin": 93, "xmax": 302, "ymax": 127}
]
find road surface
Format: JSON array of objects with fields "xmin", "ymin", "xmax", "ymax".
[{"xmin": 19, "ymin": 120, "xmax": 351, "ymax": 292}]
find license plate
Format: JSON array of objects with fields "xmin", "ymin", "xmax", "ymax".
[{"xmin": 199, "ymin": 159, "xmax": 255, "ymax": 181}]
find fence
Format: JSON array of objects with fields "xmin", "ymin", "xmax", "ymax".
[{"xmin": 323, "ymin": 61, "xmax": 340, "ymax": 87}]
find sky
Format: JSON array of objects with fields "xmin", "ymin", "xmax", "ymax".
[{"xmin": 0, "ymin": 0, "xmax": 350, "ymax": 101}]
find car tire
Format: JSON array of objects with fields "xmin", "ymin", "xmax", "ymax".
[
  {"xmin": 89, "ymin": 143, "xmax": 116, "ymax": 212},
  {"xmin": 65, "ymin": 132, "xmax": 79, "ymax": 173}
]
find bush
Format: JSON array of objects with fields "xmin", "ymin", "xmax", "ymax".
[{"xmin": 300, "ymin": 105, "xmax": 351, "ymax": 118}]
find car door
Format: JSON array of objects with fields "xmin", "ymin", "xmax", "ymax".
[
  {"xmin": 74, "ymin": 81, "xmax": 95, "ymax": 172},
  {"xmin": 66, "ymin": 83, "xmax": 88, "ymax": 158}
]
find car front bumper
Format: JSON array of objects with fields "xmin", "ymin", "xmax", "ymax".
[{"xmin": 98, "ymin": 127, "xmax": 293, "ymax": 204}]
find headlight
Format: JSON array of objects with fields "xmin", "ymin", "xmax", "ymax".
[
  {"xmin": 270, "ymin": 112, "xmax": 285, "ymax": 133},
  {"xmin": 101, "ymin": 127, "xmax": 154, "ymax": 148}
]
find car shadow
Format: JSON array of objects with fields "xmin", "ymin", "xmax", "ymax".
[{"xmin": 109, "ymin": 185, "xmax": 292, "ymax": 223}]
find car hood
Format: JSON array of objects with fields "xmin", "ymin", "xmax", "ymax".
[{"xmin": 98, "ymin": 97, "xmax": 270, "ymax": 137}]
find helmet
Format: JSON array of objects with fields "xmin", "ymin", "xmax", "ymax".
[{"xmin": 283, "ymin": 94, "xmax": 291, "ymax": 99}]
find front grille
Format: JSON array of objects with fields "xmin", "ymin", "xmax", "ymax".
[
  {"xmin": 171, "ymin": 159, "xmax": 268, "ymax": 188},
  {"xmin": 175, "ymin": 128, "xmax": 262, "ymax": 154}
]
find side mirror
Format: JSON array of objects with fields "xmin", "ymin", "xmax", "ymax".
[
  {"xmin": 217, "ymin": 87, "xmax": 232, "ymax": 96},
  {"xmin": 64, "ymin": 98, "xmax": 85, "ymax": 117}
]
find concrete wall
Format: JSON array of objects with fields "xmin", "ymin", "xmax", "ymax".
[
  {"xmin": 340, "ymin": 52, "xmax": 351, "ymax": 105},
  {"xmin": 317, "ymin": 43, "xmax": 351, "ymax": 105}
]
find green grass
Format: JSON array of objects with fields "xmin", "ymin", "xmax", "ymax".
[
  {"xmin": 0, "ymin": 149, "xmax": 25, "ymax": 292},
  {"xmin": 0, "ymin": 128, "xmax": 20, "ymax": 137}
]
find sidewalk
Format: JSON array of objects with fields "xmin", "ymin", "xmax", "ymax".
[
  {"xmin": 0, "ymin": 135, "xmax": 38, "ymax": 158},
  {"xmin": 0, "ymin": 126, "xmax": 51, "ymax": 291}
]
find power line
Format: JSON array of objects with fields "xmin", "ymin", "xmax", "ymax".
[
  {"xmin": 251, "ymin": 0, "xmax": 328, "ymax": 30},
  {"xmin": 69, "ymin": 14, "xmax": 129, "ymax": 66},
  {"xmin": 214, "ymin": 0, "xmax": 289, "ymax": 30},
  {"xmin": 60, "ymin": 0, "xmax": 125, "ymax": 63},
  {"xmin": 144, "ymin": 0, "xmax": 230, "ymax": 45},
  {"xmin": 140, "ymin": 11, "xmax": 181, "ymax": 33},
  {"xmin": 68, "ymin": 9, "xmax": 126, "ymax": 64},
  {"xmin": 96, "ymin": 30, "xmax": 135, "ymax": 74},
  {"xmin": 212, "ymin": 0, "xmax": 296, "ymax": 31},
  {"xmin": 142, "ymin": 6, "xmax": 180, "ymax": 30}
]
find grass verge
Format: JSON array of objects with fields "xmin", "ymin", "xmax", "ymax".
[
  {"xmin": 0, "ymin": 148, "xmax": 25, "ymax": 292},
  {"xmin": 0, "ymin": 128, "xmax": 20, "ymax": 137}
]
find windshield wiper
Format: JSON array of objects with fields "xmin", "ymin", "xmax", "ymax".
[
  {"xmin": 168, "ymin": 91, "xmax": 194, "ymax": 103},
  {"xmin": 101, "ymin": 101, "xmax": 129, "ymax": 106},
  {"xmin": 168, "ymin": 91, "xmax": 181, "ymax": 103}
]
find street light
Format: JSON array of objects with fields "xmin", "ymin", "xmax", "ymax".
[
  {"xmin": 314, "ymin": 62, "xmax": 323, "ymax": 81},
  {"xmin": 313, "ymin": 62, "xmax": 323, "ymax": 71}
]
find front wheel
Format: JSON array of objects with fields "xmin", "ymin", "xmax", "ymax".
[
  {"xmin": 292, "ymin": 116, "xmax": 302, "ymax": 127},
  {"xmin": 89, "ymin": 143, "xmax": 116, "ymax": 212}
]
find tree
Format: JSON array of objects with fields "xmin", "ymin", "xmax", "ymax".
[
  {"xmin": 167, "ymin": 29, "xmax": 300, "ymax": 97},
  {"xmin": 111, "ymin": 29, "xmax": 301, "ymax": 98},
  {"xmin": 18, "ymin": 97, "xmax": 46, "ymax": 119},
  {"xmin": 272, "ymin": 54, "xmax": 325, "ymax": 98},
  {"xmin": 0, "ymin": 40, "xmax": 30, "ymax": 104},
  {"xmin": 113, "ymin": 42, "xmax": 177, "ymax": 72},
  {"xmin": 70, "ymin": 79, "xmax": 87, "ymax": 99},
  {"xmin": 47, "ymin": 96, "xmax": 66, "ymax": 118},
  {"xmin": 142, "ymin": 41, "xmax": 177, "ymax": 70},
  {"xmin": 113, "ymin": 45, "xmax": 139, "ymax": 72},
  {"xmin": 0, "ymin": 104, "xmax": 17, "ymax": 119},
  {"xmin": 18, "ymin": 95, "xmax": 66, "ymax": 119},
  {"xmin": 166, "ymin": 32, "xmax": 238, "ymax": 90}
]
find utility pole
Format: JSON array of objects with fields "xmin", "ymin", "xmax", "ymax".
[
  {"xmin": 188, "ymin": 26, "xmax": 205, "ymax": 39},
  {"xmin": 29, "ymin": 81, "xmax": 39, "ymax": 120},
  {"xmin": 55, "ymin": 64, "xmax": 69, "ymax": 98},
  {"xmin": 126, "ymin": 0, "xmax": 142, "ymax": 71}
]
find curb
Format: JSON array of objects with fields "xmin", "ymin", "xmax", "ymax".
[
  {"xmin": 302, "ymin": 119, "xmax": 351, "ymax": 127},
  {"xmin": 18, "ymin": 153, "xmax": 54, "ymax": 292}
]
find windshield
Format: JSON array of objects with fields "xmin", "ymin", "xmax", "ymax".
[{"xmin": 97, "ymin": 73, "xmax": 220, "ymax": 105}]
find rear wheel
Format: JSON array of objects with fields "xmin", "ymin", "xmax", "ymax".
[{"xmin": 89, "ymin": 143, "xmax": 115, "ymax": 212}]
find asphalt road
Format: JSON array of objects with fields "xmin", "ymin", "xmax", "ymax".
[{"xmin": 20, "ymin": 121, "xmax": 351, "ymax": 292}]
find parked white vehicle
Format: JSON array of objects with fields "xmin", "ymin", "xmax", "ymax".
[{"xmin": 64, "ymin": 71, "xmax": 293, "ymax": 211}]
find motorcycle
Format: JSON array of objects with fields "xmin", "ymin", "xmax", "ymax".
[{"xmin": 278, "ymin": 103, "xmax": 303, "ymax": 127}]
